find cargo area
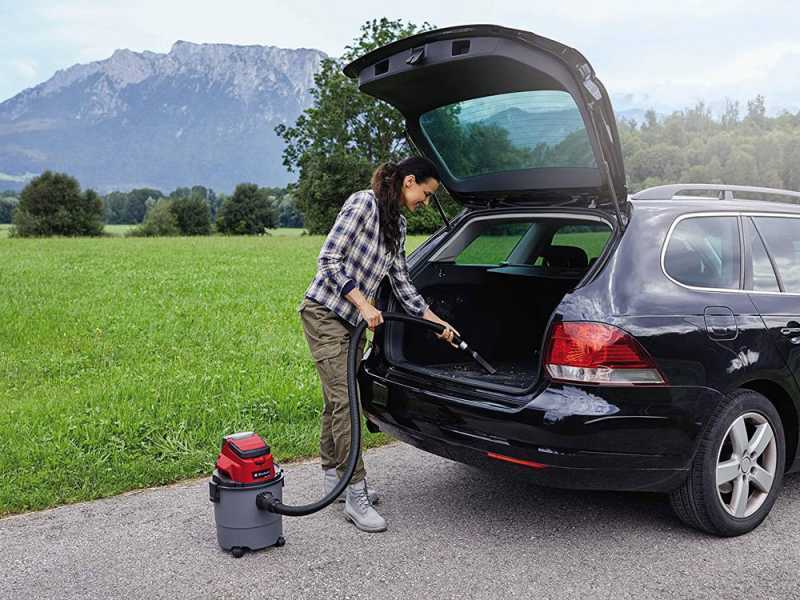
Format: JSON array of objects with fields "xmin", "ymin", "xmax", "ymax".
[{"xmin": 385, "ymin": 214, "xmax": 614, "ymax": 391}]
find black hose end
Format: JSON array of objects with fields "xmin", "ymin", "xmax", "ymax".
[{"xmin": 256, "ymin": 491, "xmax": 278, "ymax": 512}]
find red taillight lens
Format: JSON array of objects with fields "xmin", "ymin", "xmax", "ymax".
[{"xmin": 544, "ymin": 322, "xmax": 665, "ymax": 385}]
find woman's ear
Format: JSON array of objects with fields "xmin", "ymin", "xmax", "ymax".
[{"xmin": 403, "ymin": 174, "xmax": 416, "ymax": 188}]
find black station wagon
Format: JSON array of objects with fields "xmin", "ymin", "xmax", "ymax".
[{"xmin": 344, "ymin": 25, "xmax": 800, "ymax": 536}]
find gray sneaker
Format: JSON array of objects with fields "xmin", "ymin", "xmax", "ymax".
[
  {"xmin": 323, "ymin": 468, "xmax": 379, "ymax": 504},
  {"xmin": 344, "ymin": 481, "xmax": 387, "ymax": 533}
]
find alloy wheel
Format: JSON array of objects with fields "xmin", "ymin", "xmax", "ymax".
[{"xmin": 716, "ymin": 412, "xmax": 778, "ymax": 518}]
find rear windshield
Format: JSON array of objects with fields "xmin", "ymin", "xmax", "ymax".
[{"xmin": 419, "ymin": 90, "xmax": 597, "ymax": 179}]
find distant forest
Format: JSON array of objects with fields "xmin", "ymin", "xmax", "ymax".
[
  {"xmin": 1, "ymin": 96, "xmax": 799, "ymax": 226},
  {"xmin": 619, "ymin": 96, "xmax": 800, "ymax": 193}
]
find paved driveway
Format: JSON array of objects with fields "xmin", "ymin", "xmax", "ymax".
[{"xmin": 3, "ymin": 442, "xmax": 800, "ymax": 599}]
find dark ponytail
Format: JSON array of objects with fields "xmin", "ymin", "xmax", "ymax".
[{"xmin": 371, "ymin": 156, "xmax": 440, "ymax": 254}]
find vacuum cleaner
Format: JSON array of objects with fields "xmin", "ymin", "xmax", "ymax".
[{"xmin": 209, "ymin": 312, "xmax": 496, "ymax": 557}]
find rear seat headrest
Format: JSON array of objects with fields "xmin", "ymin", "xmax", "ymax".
[{"xmin": 541, "ymin": 245, "xmax": 589, "ymax": 268}]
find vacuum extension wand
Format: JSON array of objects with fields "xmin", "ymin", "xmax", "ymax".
[{"xmin": 256, "ymin": 313, "xmax": 496, "ymax": 517}]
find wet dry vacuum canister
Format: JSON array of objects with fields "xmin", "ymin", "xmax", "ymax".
[{"xmin": 209, "ymin": 432, "xmax": 285, "ymax": 557}]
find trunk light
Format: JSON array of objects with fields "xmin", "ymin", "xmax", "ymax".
[{"xmin": 544, "ymin": 322, "xmax": 666, "ymax": 385}]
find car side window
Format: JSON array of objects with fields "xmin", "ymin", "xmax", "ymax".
[
  {"xmin": 753, "ymin": 216, "xmax": 800, "ymax": 293},
  {"xmin": 745, "ymin": 217, "xmax": 780, "ymax": 293},
  {"xmin": 664, "ymin": 216, "xmax": 741, "ymax": 290},
  {"xmin": 455, "ymin": 222, "xmax": 532, "ymax": 265}
]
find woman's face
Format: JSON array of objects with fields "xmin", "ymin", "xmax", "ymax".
[{"xmin": 400, "ymin": 175, "xmax": 440, "ymax": 212}]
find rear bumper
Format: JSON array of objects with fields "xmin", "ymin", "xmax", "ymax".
[{"xmin": 358, "ymin": 362, "xmax": 727, "ymax": 493}]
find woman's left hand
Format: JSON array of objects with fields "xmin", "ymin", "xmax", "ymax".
[
  {"xmin": 435, "ymin": 320, "xmax": 461, "ymax": 349},
  {"xmin": 422, "ymin": 308, "xmax": 461, "ymax": 349}
]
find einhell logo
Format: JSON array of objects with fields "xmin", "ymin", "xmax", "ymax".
[{"xmin": 252, "ymin": 470, "xmax": 272, "ymax": 479}]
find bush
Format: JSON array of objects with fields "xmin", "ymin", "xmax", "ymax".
[
  {"xmin": 128, "ymin": 200, "xmax": 179, "ymax": 237},
  {"xmin": 170, "ymin": 195, "xmax": 211, "ymax": 235},
  {"xmin": 216, "ymin": 183, "xmax": 277, "ymax": 234},
  {"xmin": 12, "ymin": 171, "xmax": 104, "ymax": 237}
]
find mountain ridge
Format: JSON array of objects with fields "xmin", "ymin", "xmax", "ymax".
[{"xmin": 0, "ymin": 42, "xmax": 327, "ymax": 193}]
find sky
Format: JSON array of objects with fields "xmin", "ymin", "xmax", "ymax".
[{"xmin": 1, "ymin": 0, "xmax": 799, "ymax": 113}]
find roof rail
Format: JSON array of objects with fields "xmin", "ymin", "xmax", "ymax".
[{"xmin": 632, "ymin": 183, "xmax": 800, "ymax": 203}]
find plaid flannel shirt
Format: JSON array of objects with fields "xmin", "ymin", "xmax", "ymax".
[{"xmin": 300, "ymin": 189, "xmax": 429, "ymax": 327}]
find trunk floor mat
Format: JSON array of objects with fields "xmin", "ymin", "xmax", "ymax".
[{"xmin": 417, "ymin": 360, "xmax": 539, "ymax": 388}]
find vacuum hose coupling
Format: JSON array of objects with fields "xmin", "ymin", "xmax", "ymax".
[{"xmin": 259, "ymin": 312, "xmax": 495, "ymax": 516}]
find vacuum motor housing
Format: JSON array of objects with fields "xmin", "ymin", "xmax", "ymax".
[{"xmin": 209, "ymin": 432, "xmax": 285, "ymax": 556}]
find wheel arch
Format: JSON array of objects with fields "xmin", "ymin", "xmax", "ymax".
[{"xmin": 739, "ymin": 378, "xmax": 798, "ymax": 472}]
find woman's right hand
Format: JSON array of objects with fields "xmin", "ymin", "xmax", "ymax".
[{"xmin": 359, "ymin": 303, "xmax": 384, "ymax": 332}]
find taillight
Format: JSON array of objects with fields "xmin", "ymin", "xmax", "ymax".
[{"xmin": 544, "ymin": 322, "xmax": 666, "ymax": 385}]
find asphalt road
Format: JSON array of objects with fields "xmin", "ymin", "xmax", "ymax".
[{"xmin": 3, "ymin": 442, "xmax": 800, "ymax": 599}]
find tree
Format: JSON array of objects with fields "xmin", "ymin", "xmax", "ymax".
[
  {"xmin": 0, "ymin": 195, "xmax": 19, "ymax": 224},
  {"xmin": 129, "ymin": 200, "xmax": 180, "ymax": 237},
  {"xmin": 276, "ymin": 18, "xmax": 462, "ymax": 235},
  {"xmin": 170, "ymin": 195, "xmax": 211, "ymax": 235},
  {"xmin": 12, "ymin": 171, "xmax": 104, "ymax": 237},
  {"xmin": 216, "ymin": 183, "xmax": 277, "ymax": 234},
  {"xmin": 125, "ymin": 188, "xmax": 163, "ymax": 223}
]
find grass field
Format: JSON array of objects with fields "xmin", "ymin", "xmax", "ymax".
[{"xmin": 0, "ymin": 233, "xmax": 424, "ymax": 515}]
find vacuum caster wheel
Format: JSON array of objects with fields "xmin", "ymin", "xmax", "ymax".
[
  {"xmin": 274, "ymin": 536, "xmax": 286, "ymax": 547},
  {"xmin": 231, "ymin": 547, "xmax": 246, "ymax": 558}
]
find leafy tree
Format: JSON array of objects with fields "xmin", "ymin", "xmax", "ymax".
[
  {"xmin": 0, "ymin": 195, "xmax": 19, "ymax": 223},
  {"xmin": 276, "ymin": 18, "xmax": 458, "ymax": 235},
  {"xmin": 103, "ymin": 191, "xmax": 129, "ymax": 224},
  {"xmin": 170, "ymin": 195, "xmax": 211, "ymax": 235},
  {"xmin": 129, "ymin": 200, "xmax": 179, "ymax": 237},
  {"xmin": 12, "ymin": 171, "xmax": 103, "ymax": 237},
  {"xmin": 216, "ymin": 183, "xmax": 277, "ymax": 234},
  {"xmin": 125, "ymin": 188, "xmax": 163, "ymax": 223},
  {"xmin": 275, "ymin": 191, "xmax": 304, "ymax": 228}
]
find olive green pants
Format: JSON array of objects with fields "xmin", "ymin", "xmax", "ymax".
[{"xmin": 299, "ymin": 298, "xmax": 367, "ymax": 483}]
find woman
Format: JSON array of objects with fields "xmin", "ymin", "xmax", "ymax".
[{"xmin": 297, "ymin": 156, "xmax": 460, "ymax": 533}]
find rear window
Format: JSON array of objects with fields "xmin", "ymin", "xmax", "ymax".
[
  {"xmin": 753, "ymin": 216, "xmax": 800, "ymax": 293},
  {"xmin": 419, "ymin": 90, "xmax": 596, "ymax": 179},
  {"xmin": 664, "ymin": 216, "xmax": 741, "ymax": 289},
  {"xmin": 455, "ymin": 222, "xmax": 531, "ymax": 265},
  {"xmin": 453, "ymin": 219, "xmax": 610, "ymax": 268}
]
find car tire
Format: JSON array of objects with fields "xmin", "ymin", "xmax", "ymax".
[{"xmin": 670, "ymin": 388, "xmax": 785, "ymax": 536}]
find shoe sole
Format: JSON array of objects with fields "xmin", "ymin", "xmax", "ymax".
[{"xmin": 344, "ymin": 510, "xmax": 387, "ymax": 533}]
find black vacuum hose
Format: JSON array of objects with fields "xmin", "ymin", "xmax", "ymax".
[{"xmin": 257, "ymin": 312, "xmax": 494, "ymax": 516}]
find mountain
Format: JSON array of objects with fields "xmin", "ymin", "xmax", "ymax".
[
  {"xmin": 482, "ymin": 106, "xmax": 586, "ymax": 149},
  {"xmin": 0, "ymin": 42, "xmax": 326, "ymax": 193}
]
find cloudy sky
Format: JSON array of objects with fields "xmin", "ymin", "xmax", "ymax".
[{"xmin": 2, "ymin": 0, "xmax": 799, "ymax": 113}]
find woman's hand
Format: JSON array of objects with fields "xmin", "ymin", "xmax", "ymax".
[
  {"xmin": 436, "ymin": 320, "xmax": 461, "ymax": 349},
  {"xmin": 421, "ymin": 308, "xmax": 461, "ymax": 349},
  {"xmin": 359, "ymin": 303, "xmax": 384, "ymax": 332}
]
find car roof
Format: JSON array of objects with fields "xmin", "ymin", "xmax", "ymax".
[{"xmin": 629, "ymin": 196, "xmax": 800, "ymax": 215}]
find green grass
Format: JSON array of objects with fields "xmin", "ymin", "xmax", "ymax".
[{"xmin": 0, "ymin": 234, "xmax": 424, "ymax": 515}]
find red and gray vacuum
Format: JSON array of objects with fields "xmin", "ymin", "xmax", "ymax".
[{"xmin": 209, "ymin": 312, "xmax": 495, "ymax": 558}]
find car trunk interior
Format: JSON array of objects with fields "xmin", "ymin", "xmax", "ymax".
[{"xmin": 383, "ymin": 213, "xmax": 614, "ymax": 392}]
